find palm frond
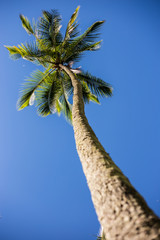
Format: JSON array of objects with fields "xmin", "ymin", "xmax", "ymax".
[
  {"xmin": 5, "ymin": 42, "xmax": 54, "ymax": 67},
  {"xmin": 36, "ymin": 70, "xmax": 72, "ymax": 119},
  {"xmin": 19, "ymin": 14, "xmax": 35, "ymax": 35},
  {"xmin": 62, "ymin": 21, "xmax": 104, "ymax": 63},
  {"xmin": 78, "ymin": 72, "xmax": 112, "ymax": 97},
  {"xmin": 80, "ymin": 20, "xmax": 105, "ymax": 43},
  {"xmin": 63, "ymin": 41, "xmax": 102, "ymax": 64},
  {"xmin": 59, "ymin": 74, "xmax": 72, "ymax": 123},
  {"xmin": 76, "ymin": 40, "xmax": 102, "ymax": 52},
  {"xmin": 17, "ymin": 68, "xmax": 53, "ymax": 111},
  {"xmin": 36, "ymin": 84, "xmax": 52, "ymax": 117},
  {"xmin": 48, "ymin": 72, "xmax": 62, "ymax": 114},
  {"xmin": 81, "ymin": 81, "xmax": 100, "ymax": 104},
  {"xmin": 64, "ymin": 52, "xmax": 84, "ymax": 64},
  {"xmin": 63, "ymin": 6, "xmax": 80, "ymax": 44},
  {"xmin": 59, "ymin": 94, "xmax": 72, "ymax": 123},
  {"xmin": 35, "ymin": 70, "xmax": 62, "ymax": 117},
  {"xmin": 38, "ymin": 9, "xmax": 62, "ymax": 48},
  {"xmin": 61, "ymin": 71, "xmax": 73, "ymax": 96},
  {"xmin": 5, "ymin": 42, "xmax": 39, "ymax": 60},
  {"xmin": 5, "ymin": 45, "xmax": 21, "ymax": 59}
]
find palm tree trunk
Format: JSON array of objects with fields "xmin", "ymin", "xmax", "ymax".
[{"xmin": 59, "ymin": 64, "xmax": 160, "ymax": 240}]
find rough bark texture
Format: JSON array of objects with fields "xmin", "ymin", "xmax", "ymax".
[{"xmin": 60, "ymin": 64, "xmax": 160, "ymax": 240}]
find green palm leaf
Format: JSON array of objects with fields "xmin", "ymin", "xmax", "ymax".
[
  {"xmin": 59, "ymin": 74, "xmax": 72, "ymax": 123},
  {"xmin": 36, "ymin": 82, "xmax": 52, "ymax": 117},
  {"xmin": 63, "ymin": 41, "xmax": 102, "ymax": 63},
  {"xmin": 78, "ymin": 72, "xmax": 112, "ymax": 97},
  {"xmin": 17, "ymin": 68, "xmax": 53, "ymax": 111},
  {"xmin": 80, "ymin": 20, "xmax": 105, "ymax": 42},
  {"xmin": 59, "ymin": 94, "xmax": 72, "ymax": 123},
  {"xmin": 20, "ymin": 14, "xmax": 35, "ymax": 35},
  {"xmin": 38, "ymin": 10, "xmax": 62, "ymax": 48},
  {"xmin": 63, "ymin": 6, "xmax": 80, "ymax": 45},
  {"xmin": 35, "ymin": 70, "xmax": 72, "ymax": 120},
  {"xmin": 35, "ymin": 70, "xmax": 62, "ymax": 117},
  {"xmin": 48, "ymin": 72, "xmax": 62, "ymax": 114},
  {"xmin": 5, "ymin": 42, "xmax": 54, "ymax": 67},
  {"xmin": 6, "ymin": 42, "xmax": 40, "ymax": 61},
  {"xmin": 62, "ymin": 21, "xmax": 104, "ymax": 63},
  {"xmin": 81, "ymin": 81, "xmax": 100, "ymax": 104},
  {"xmin": 61, "ymin": 71, "xmax": 73, "ymax": 96}
]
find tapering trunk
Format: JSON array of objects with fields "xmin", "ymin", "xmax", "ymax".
[{"xmin": 60, "ymin": 64, "xmax": 160, "ymax": 240}]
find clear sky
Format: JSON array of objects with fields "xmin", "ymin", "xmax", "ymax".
[{"xmin": 0, "ymin": 0, "xmax": 160, "ymax": 239}]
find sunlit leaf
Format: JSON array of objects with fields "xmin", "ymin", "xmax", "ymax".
[
  {"xmin": 20, "ymin": 14, "xmax": 34, "ymax": 35},
  {"xmin": 63, "ymin": 6, "xmax": 80, "ymax": 44}
]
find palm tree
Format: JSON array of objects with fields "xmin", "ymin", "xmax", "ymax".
[{"xmin": 6, "ymin": 6, "xmax": 160, "ymax": 239}]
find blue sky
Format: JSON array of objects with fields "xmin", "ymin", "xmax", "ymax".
[{"xmin": 0, "ymin": 0, "xmax": 160, "ymax": 239}]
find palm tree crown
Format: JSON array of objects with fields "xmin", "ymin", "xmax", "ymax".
[{"xmin": 6, "ymin": 6, "xmax": 112, "ymax": 122}]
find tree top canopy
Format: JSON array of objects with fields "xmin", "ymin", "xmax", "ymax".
[{"xmin": 6, "ymin": 6, "xmax": 112, "ymax": 123}]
